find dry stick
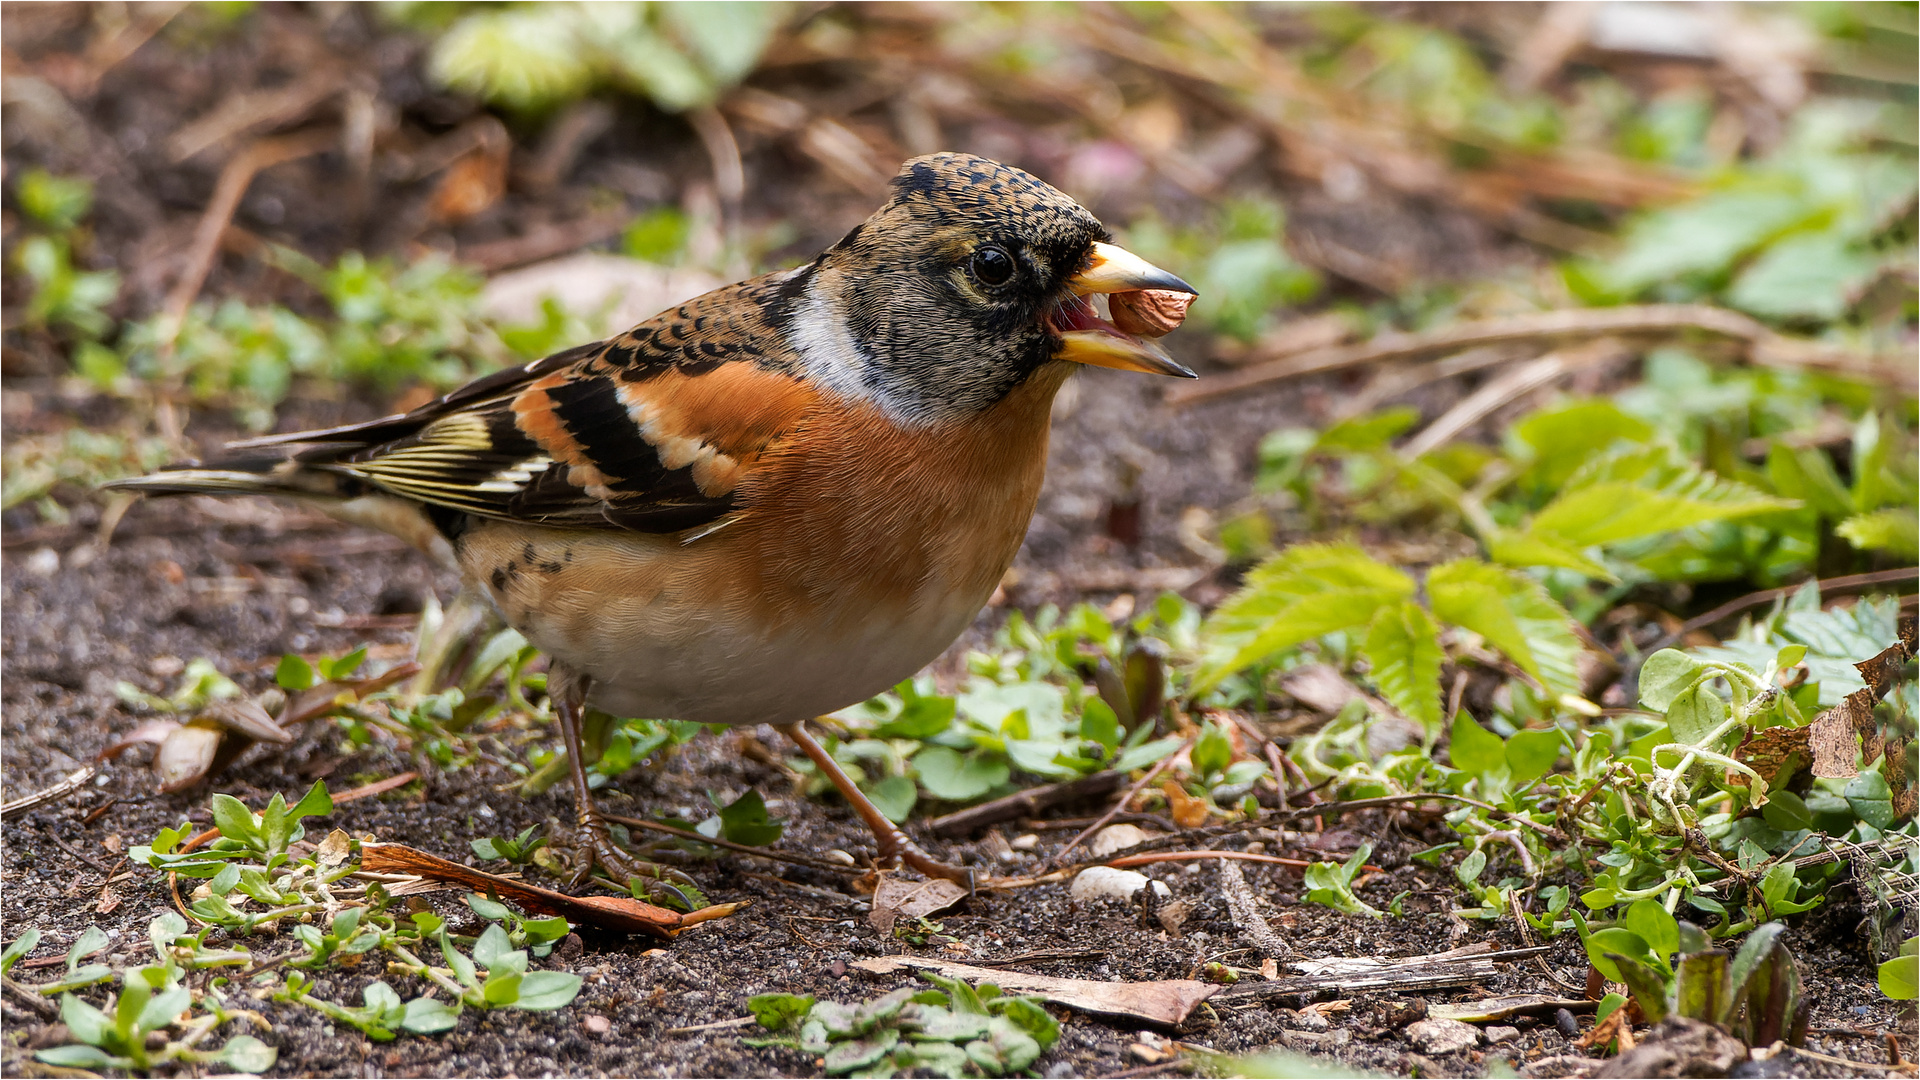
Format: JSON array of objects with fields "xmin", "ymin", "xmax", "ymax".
[
  {"xmin": 161, "ymin": 128, "xmax": 339, "ymax": 340},
  {"xmin": 1048, "ymin": 736, "xmax": 1193, "ymax": 870},
  {"xmin": 930, "ymin": 770, "xmax": 1127, "ymax": 837},
  {"xmin": 1167, "ymin": 304, "xmax": 1910, "ymax": 406},
  {"xmin": 1400, "ymin": 338, "xmax": 1631, "ymax": 458},
  {"xmin": 0, "ymin": 764, "xmax": 100, "ymax": 821},
  {"xmin": 1218, "ymin": 859, "xmax": 1290, "ymax": 959},
  {"xmin": 1644, "ymin": 567, "xmax": 1920, "ymax": 656},
  {"xmin": 604, "ymin": 814, "xmax": 860, "ymax": 876}
]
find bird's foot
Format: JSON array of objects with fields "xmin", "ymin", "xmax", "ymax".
[
  {"xmin": 876, "ymin": 825, "xmax": 976, "ymax": 889},
  {"xmin": 559, "ymin": 810, "xmax": 701, "ymax": 900}
]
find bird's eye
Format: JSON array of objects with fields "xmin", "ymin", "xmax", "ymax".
[{"xmin": 970, "ymin": 245, "xmax": 1015, "ymax": 287}]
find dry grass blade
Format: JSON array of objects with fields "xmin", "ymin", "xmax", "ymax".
[
  {"xmin": 1168, "ymin": 305, "xmax": 1912, "ymax": 406},
  {"xmin": 1399, "ymin": 338, "xmax": 1630, "ymax": 457}
]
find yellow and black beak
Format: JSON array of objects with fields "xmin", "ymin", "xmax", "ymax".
[{"xmin": 1052, "ymin": 241, "xmax": 1198, "ymax": 379}]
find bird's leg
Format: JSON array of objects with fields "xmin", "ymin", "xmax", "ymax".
[
  {"xmin": 779, "ymin": 721, "xmax": 973, "ymax": 887},
  {"xmin": 551, "ymin": 673, "xmax": 697, "ymax": 893}
]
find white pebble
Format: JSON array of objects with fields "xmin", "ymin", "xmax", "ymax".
[
  {"xmin": 1070, "ymin": 866, "xmax": 1170, "ymax": 904},
  {"xmin": 1087, "ymin": 824, "xmax": 1157, "ymax": 858}
]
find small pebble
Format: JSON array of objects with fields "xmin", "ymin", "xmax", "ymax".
[
  {"xmin": 582, "ymin": 1015, "xmax": 611, "ymax": 1035},
  {"xmin": 1405, "ymin": 1018, "xmax": 1481, "ymax": 1055},
  {"xmin": 824, "ymin": 849, "xmax": 856, "ymax": 866},
  {"xmin": 1486, "ymin": 1025, "xmax": 1519, "ymax": 1044},
  {"xmin": 1087, "ymin": 824, "xmax": 1156, "ymax": 858},
  {"xmin": 1010, "ymin": 833, "xmax": 1039, "ymax": 851},
  {"xmin": 23, "ymin": 547, "xmax": 59, "ymax": 577},
  {"xmin": 1286, "ymin": 1008, "xmax": 1330, "ymax": 1033},
  {"xmin": 1553, "ymin": 1008, "xmax": 1580, "ymax": 1038},
  {"xmin": 1069, "ymin": 866, "xmax": 1169, "ymax": 904}
]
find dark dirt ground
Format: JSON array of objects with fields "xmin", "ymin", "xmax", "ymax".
[{"xmin": 3, "ymin": 4, "xmax": 1913, "ymax": 1077}]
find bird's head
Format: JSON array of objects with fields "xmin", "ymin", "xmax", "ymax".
[{"xmin": 791, "ymin": 152, "xmax": 1196, "ymax": 424}]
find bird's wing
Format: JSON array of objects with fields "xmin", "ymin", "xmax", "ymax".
[{"xmin": 248, "ymin": 280, "xmax": 819, "ymax": 535}]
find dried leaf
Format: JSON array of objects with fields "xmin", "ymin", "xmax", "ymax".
[
  {"xmin": 868, "ymin": 874, "xmax": 968, "ymax": 935},
  {"xmin": 155, "ymin": 721, "xmax": 224, "ymax": 792},
  {"xmin": 1732, "ymin": 726, "xmax": 1810, "ymax": 788},
  {"xmin": 359, "ymin": 842, "xmax": 733, "ymax": 938},
  {"xmin": 850, "ymin": 955, "xmax": 1219, "ymax": 1025},
  {"xmin": 315, "ymin": 829, "xmax": 354, "ymax": 867},
  {"xmin": 1161, "ymin": 780, "xmax": 1209, "ymax": 828},
  {"xmin": 1809, "ymin": 687, "xmax": 1875, "ymax": 778}
]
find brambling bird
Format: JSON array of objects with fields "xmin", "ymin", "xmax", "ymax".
[{"xmin": 110, "ymin": 153, "xmax": 1197, "ymax": 886}]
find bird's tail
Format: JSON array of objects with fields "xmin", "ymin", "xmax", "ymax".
[
  {"xmin": 102, "ymin": 454, "xmax": 351, "ymax": 500},
  {"xmin": 104, "ymin": 455, "xmax": 458, "ymax": 570}
]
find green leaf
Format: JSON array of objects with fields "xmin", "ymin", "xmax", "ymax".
[
  {"xmin": 1529, "ymin": 472, "xmax": 1794, "ymax": 549},
  {"xmin": 512, "ymin": 970, "xmax": 581, "ymax": 1010},
  {"xmin": 1427, "ymin": 559, "xmax": 1582, "ymax": 698},
  {"xmin": 1727, "ymin": 231, "xmax": 1879, "ymax": 322},
  {"xmin": 1361, "ymin": 600, "xmax": 1444, "ymax": 734},
  {"xmin": 1729, "ymin": 922, "xmax": 1788, "ymax": 998},
  {"xmin": 1844, "ymin": 771, "xmax": 1895, "ymax": 830},
  {"xmin": 1449, "ymin": 712, "xmax": 1507, "ymax": 781},
  {"xmin": 1316, "ymin": 406, "xmax": 1420, "ymax": 452},
  {"xmin": 914, "ymin": 747, "xmax": 1008, "ymax": 802},
  {"xmin": 59, "ymin": 993, "xmax": 114, "ymax": 1048},
  {"xmin": 218, "ymin": 1034, "xmax": 278, "ymax": 1073},
  {"xmin": 748, "ymin": 993, "xmax": 816, "ymax": 1031},
  {"xmin": 1766, "ymin": 444, "xmax": 1853, "ymax": 520},
  {"xmin": 2, "ymin": 929, "xmax": 40, "ymax": 974},
  {"xmin": 875, "ymin": 687, "xmax": 957, "ymax": 739},
  {"xmin": 714, "ymin": 789, "xmax": 784, "ymax": 847},
  {"xmin": 1624, "ymin": 899, "xmax": 1679, "ymax": 960},
  {"xmin": 274, "ymin": 654, "xmax": 316, "ymax": 692},
  {"xmin": 989, "ymin": 995, "xmax": 1060, "ymax": 1051},
  {"xmin": 36, "ymin": 1045, "xmax": 118, "ymax": 1068},
  {"xmin": 1510, "ymin": 399, "xmax": 1654, "ymax": 493},
  {"xmin": 1198, "ymin": 543, "xmax": 1413, "ymax": 689},
  {"xmin": 1676, "ymin": 948, "xmax": 1734, "ymax": 1024},
  {"xmin": 465, "ymin": 894, "xmax": 512, "ymax": 922},
  {"xmin": 428, "ymin": 9, "xmax": 593, "ymax": 111},
  {"xmin": 401, "ymin": 996, "xmax": 462, "ymax": 1033},
  {"xmin": 1111, "ymin": 735, "xmax": 1184, "ymax": 773},
  {"xmin": 1487, "ymin": 530, "xmax": 1613, "ymax": 579},
  {"xmin": 1598, "ymin": 188, "xmax": 1820, "ymax": 295},
  {"xmin": 209, "ymin": 794, "xmax": 262, "ymax": 849},
  {"xmin": 1836, "ymin": 510, "xmax": 1919, "ymax": 559},
  {"xmin": 1666, "ymin": 684, "xmax": 1732, "ymax": 749},
  {"xmin": 1611, "ymin": 953, "xmax": 1673, "ymax": 1024},
  {"xmin": 1080, "ymin": 697, "xmax": 1120, "ymax": 755},
  {"xmin": 1637, "ymin": 650, "xmax": 1706, "ymax": 712},
  {"xmin": 824, "ymin": 1027, "xmax": 901, "ymax": 1073},
  {"xmin": 1879, "ymin": 952, "xmax": 1918, "ymax": 1001},
  {"xmin": 866, "ymin": 776, "xmax": 917, "ymax": 824},
  {"xmin": 1191, "ymin": 721, "xmax": 1232, "ymax": 779},
  {"xmin": 1585, "ymin": 928, "xmax": 1655, "ymax": 984},
  {"xmin": 1505, "ymin": 729, "xmax": 1564, "ymax": 786}
]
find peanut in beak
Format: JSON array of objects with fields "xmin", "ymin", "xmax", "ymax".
[{"xmin": 1110, "ymin": 289, "xmax": 1195, "ymax": 338}]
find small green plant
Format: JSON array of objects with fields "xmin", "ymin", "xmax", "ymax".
[
  {"xmin": 1585, "ymin": 914, "xmax": 1809, "ymax": 1048},
  {"xmin": 1303, "ymin": 842, "xmax": 1381, "ymax": 918},
  {"xmin": 747, "ymin": 972, "xmax": 1061, "ymax": 1078},
  {"xmin": 1880, "ymin": 937, "xmax": 1918, "ymax": 1001},
  {"xmin": 17, "ymin": 914, "xmax": 275, "ymax": 1073}
]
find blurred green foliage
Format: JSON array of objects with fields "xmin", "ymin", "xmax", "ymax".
[{"xmin": 404, "ymin": 1, "xmax": 787, "ymax": 114}]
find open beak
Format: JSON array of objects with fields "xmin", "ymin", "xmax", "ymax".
[{"xmin": 1052, "ymin": 242, "xmax": 1199, "ymax": 378}]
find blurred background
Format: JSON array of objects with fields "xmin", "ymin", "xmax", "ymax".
[{"xmin": 0, "ymin": 1, "xmax": 1914, "ymax": 628}]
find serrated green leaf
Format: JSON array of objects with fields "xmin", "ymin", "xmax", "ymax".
[
  {"xmin": 428, "ymin": 9, "xmax": 593, "ymax": 110},
  {"xmin": 1199, "ymin": 543, "xmax": 1412, "ymax": 688},
  {"xmin": 1766, "ymin": 443, "xmax": 1853, "ymax": 520},
  {"xmin": 1428, "ymin": 559, "xmax": 1582, "ymax": 697},
  {"xmin": 1361, "ymin": 600, "xmax": 1444, "ymax": 734},
  {"xmin": 1487, "ymin": 529, "xmax": 1613, "ymax": 578},
  {"xmin": 1510, "ymin": 399, "xmax": 1654, "ymax": 493},
  {"xmin": 749, "ymin": 993, "xmax": 815, "ymax": 1031},
  {"xmin": 1530, "ymin": 461, "xmax": 1795, "ymax": 547},
  {"xmin": 1836, "ymin": 509, "xmax": 1919, "ymax": 559}
]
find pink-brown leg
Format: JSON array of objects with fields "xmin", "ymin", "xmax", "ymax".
[{"xmin": 780, "ymin": 721, "xmax": 973, "ymax": 887}]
